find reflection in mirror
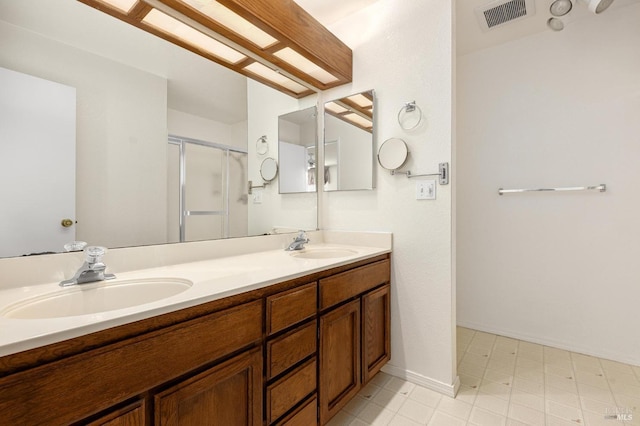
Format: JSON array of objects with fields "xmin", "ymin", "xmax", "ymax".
[
  {"xmin": 0, "ymin": 0, "xmax": 317, "ymax": 258},
  {"xmin": 323, "ymin": 90, "xmax": 375, "ymax": 191},
  {"xmin": 378, "ymin": 138, "xmax": 410, "ymax": 171},
  {"xmin": 260, "ymin": 158, "xmax": 278, "ymax": 182},
  {"xmin": 278, "ymin": 107, "xmax": 318, "ymax": 194}
]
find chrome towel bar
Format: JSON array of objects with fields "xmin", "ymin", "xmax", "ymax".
[{"xmin": 498, "ymin": 184, "xmax": 606, "ymax": 195}]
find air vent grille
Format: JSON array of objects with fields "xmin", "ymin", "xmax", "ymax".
[
  {"xmin": 474, "ymin": 0, "xmax": 535, "ymax": 31},
  {"xmin": 484, "ymin": 0, "xmax": 527, "ymax": 28}
]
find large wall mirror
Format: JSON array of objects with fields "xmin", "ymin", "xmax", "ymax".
[
  {"xmin": 324, "ymin": 90, "xmax": 375, "ymax": 191},
  {"xmin": 278, "ymin": 107, "xmax": 318, "ymax": 194},
  {"xmin": 0, "ymin": 0, "xmax": 317, "ymax": 258}
]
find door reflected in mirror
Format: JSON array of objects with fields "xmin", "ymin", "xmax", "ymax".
[
  {"xmin": 278, "ymin": 106, "xmax": 318, "ymax": 194},
  {"xmin": 324, "ymin": 90, "xmax": 375, "ymax": 191}
]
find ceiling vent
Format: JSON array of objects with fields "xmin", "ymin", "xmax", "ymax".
[{"xmin": 475, "ymin": 0, "xmax": 536, "ymax": 31}]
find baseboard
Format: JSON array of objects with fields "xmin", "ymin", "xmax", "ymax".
[
  {"xmin": 381, "ymin": 363, "xmax": 460, "ymax": 398},
  {"xmin": 457, "ymin": 320, "xmax": 640, "ymax": 367}
]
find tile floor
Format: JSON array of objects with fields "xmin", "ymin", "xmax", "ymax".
[{"xmin": 328, "ymin": 327, "xmax": 640, "ymax": 426}]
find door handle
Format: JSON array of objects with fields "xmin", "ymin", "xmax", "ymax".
[{"xmin": 61, "ymin": 219, "xmax": 74, "ymax": 228}]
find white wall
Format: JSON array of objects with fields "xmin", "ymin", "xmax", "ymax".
[
  {"xmin": 247, "ymin": 81, "xmax": 318, "ymax": 236},
  {"xmin": 0, "ymin": 20, "xmax": 168, "ymax": 250},
  {"xmin": 457, "ymin": 4, "xmax": 640, "ymax": 365},
  {"xmin": 323, "ymin": 0, "xmax": 457, "ymax": 393},
  {"xmin": 167, "ymin": 108, "xmax": 246, "ymax": 150}
]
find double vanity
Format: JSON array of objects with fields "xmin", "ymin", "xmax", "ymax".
[{"xmin": 0, "ymin": 231, "xmax": 391, "ymax": 425}]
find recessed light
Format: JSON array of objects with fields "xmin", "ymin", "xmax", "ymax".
[{"xmin": 550, "ymin": 0, "xmax": 573, "ymax": 16}]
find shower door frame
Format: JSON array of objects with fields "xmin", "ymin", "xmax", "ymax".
[{"xmin": 169, "ymin": 135, "xmax": 248, "ymax": 242}]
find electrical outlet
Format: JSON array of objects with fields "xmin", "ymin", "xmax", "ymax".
[
  {"xmin": 253, "ymin": 190, "xmax": 263, "ymax": 204},
  {"xmin": 416, "ymin": 180, "xmax": 436, "ymax": 200}
]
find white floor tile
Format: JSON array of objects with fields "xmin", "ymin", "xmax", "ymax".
[
  {"xmin": 335, "ymin": 329, "xmax": 640, "ymax": 425},
  {"xmin": 508, "ymin": 403, "xmax": 546, "ymax": 425},
  {"xmin": 474, "ymin": 391, "xmax": 509, "ymax": 416},
  {"xmin": 408, "ymin": 386, "xmax": 442, "ymax": 408},
  {"xmin": 372, "ymin": 389, "xmax": 407, "ymax": 413},
  {"xmin": 387, "ymin": 414, "xmax": 422, "ymax": 426},
  {"xmin": 357, "ymin": 402, "xmax": 395, "ymax": 426},
  {"xmin": 343, "ymin": 396, "xmax": 370, "ymax": 417},
  {"xmin": 384, "ymin": 377, "xmax": 415, "ymax": 396},
  {"xmin": 545, "ymin": 385, "xmax": 582, "ymax": 408},
  {"xmin": 426, "ymin": 411, "xmax": 466, "ymax": 426},
  {"xmin": 435, "ymin": 395, "xmax": 472, "ymax": 421},
  {"xmin": 510, "ymin": 389, "xmax": 545, "ymax": 412},
  {"xmin": 454, "ymin": 384, "xmax": 478, "ymax": 405},
  {"xmin": 396, "ymin": 399, "xmax": 434, "ymax": 424},
  {"xmin": 545, "ymin": 399, "xmax": 584, "ymax": 423},
  {"xmin": 468, "ymin": 406, "xmax": 507, "ymax": 426},
  {"xmin": 359, "ymin": 382, "xmax": 383, "ymax": 400}
]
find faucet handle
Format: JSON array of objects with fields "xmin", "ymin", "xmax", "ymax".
[
  {"xmin": 84, "ymin": 246, "xmax": 108, "ymax": 263},
  {"xmin": 64, "ymin": 241, "xmax": 87, "ymax": 252}
]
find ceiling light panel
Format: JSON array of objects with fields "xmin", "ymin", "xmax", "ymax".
[
  {"xmin": 344, "ymin": 113, "xmax": 372, "ymax": 129},
  {"xmin": 346, "ymin": 93, "xmax": 372, "ymax": 108},
  {"xmin": 101, "ymin": 0, "xmax": 138, "ymax": 13},
  {"xmin": 177, "ymin": 0, "xmax": 278, "ymax": 48},
  {"xmin": 243, "ymin": 62, "xmax": 308, "ymax": 94},
  {"xmin": 325, "ymin": 102, "xmax": 349, "ymax": 114},
  {"xmin": 143, "ymin": 8, "xmax": 246, "ymax": 63},
  {"xmin": 273, "ymin": 48, "xmax": 339, "ymax": 84}
]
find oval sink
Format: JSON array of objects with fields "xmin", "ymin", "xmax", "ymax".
[
  {"xmin": 1, "ymin": 278, "xmax": 192, "ymax": 319},
  {"xmin": 290, "ymin": 248, "xmax": 358, "ymax": 259}
]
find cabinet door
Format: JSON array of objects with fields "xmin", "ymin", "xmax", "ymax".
[
  {"xmin": 85, "ymin": 400, "xmax": 145, "ymax": 426},
  {"xmin": 155, "ymin": 348, "xmax": 262, "ymax": 426},
  {"xmin": 319, "ymin": 299, "xmax": 361, "ymax": 425},
  {"xmin": 362, "ymin": 285, "xmax": 391, "ymax": 384}
]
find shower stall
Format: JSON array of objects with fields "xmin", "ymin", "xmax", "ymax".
[{"xmin": 168, "ymin": 136, "xmax": 248, "ymax": 243}]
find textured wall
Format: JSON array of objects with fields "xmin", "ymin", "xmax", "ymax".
[
  {"xmin": 322, "ymin": 0, "xmax": 457, "ymax": 392},
  {"xmin": 457, "ymin": 3, "xmax": 640, "ymax": 365}
]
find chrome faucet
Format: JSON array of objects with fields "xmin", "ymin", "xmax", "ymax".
[
  {"xmin": 60, "ymin": 246, "xmax": 116, "ymax": 287},
  {"xmin": 285, "ymin": 231, "xmax": 310, "ymax": 251}
]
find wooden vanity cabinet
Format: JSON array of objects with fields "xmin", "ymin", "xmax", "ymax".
[
  {"xmin": 318, "ymin": 259, "xmax": 391, "ymax": 425},
  {"xmin": 155, "ymin": 347, "xmax": 262, "ymax": 425},
  {"xmin": 0, "ymin": 253, "xmax": 391, "ymax": 426},
  {"xmin": 265, "ymin": 282, "xmax": 318, "ymax": 425},
  {"xmin": 85, "ymin": 400, "xmax": 146, "ymax": 426}
]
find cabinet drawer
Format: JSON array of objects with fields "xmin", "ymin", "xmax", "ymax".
[
  {"xmin": 320, "ymin": 260, "xmax": 390, "ymax": 310},
  {"xmin": 0, "ymin": 300, "xmax": 262, "ymax": 425},
  {"xmin": 275, "ymin": 395, "xmax": 317, "ymax": 426},
  {"xmin": 267, "ymin": 282, "xmax": 317, "ymax": 335},
  {"xmin": 266, "ymin": 358, "xmax": 317, "ymax": 424},
  {"xmin": 267, "ymin": 320, "xmax": 317, "ymax": 380}
]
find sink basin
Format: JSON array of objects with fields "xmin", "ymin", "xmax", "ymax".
[
  {"xmin": 290, "ymin": 248, "xmax": 358, "ymax": 259},
  {"xmin": 1, "ymin": 278, "xmax": 192, "ymax": 319}
]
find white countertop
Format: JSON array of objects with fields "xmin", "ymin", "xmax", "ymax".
[{"xmin": 0, "ymin": 242, "xmax": 390, "ymax": 357}]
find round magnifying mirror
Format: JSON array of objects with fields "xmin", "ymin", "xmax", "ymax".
[
  {"xmin": 260, "ymin": 157, "xmax": 278, "ymax": 181},
  {"xmin": 256, "ymin": 135, "xmax": 268, "ymax": 155},
  {"xmin": 378, "ymin": 138, "xmax": 409, "ymax": 170}
]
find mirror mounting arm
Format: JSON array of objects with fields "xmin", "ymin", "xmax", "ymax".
[{"xmin": 248, "ymin": 180, "xmax": 270, "ymax": 195}]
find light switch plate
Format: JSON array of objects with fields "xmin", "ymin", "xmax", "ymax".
[
  {"xmin": 253, "ymin": 190, "xmax": 263, "ymax": 204},
  {"xmin": 416, "ymin": 180, "xmax": 436, "ymax": 200}
]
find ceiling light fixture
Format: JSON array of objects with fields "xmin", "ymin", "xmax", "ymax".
[
  {"xmin": 77, "ymin": 0, "xmax": 353, "ymax": 98},
  {"xmin": 549, "ymin": 0, "xmax": 572, "ymax": 16},
  {"xmin": 547, "ymin": 17, "xmax": 565, "ymax": 31},
  {"xmin": 579, "ymin": 0, "xmax": 615, "ymax": 13}
]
